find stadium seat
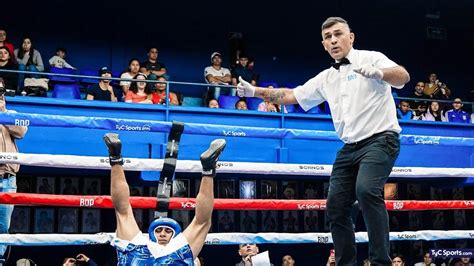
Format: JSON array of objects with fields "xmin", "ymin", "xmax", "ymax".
[
  {"xmin": 218, "ymin": 95, "xmax": 240, "ymax": 109},
  {"xmin": 246, "ymin": 97, "xmax": 263, "ymax": 110},
  {"xmin": 49, "ymin": 67, "xmax": 77, "ymax": 83},
  {"xmin": 285, "ymin": 104, "xmax": 296, "ymax": 113},
  {"xmin": 79, "ymin": 68, "xmax": 99, "ymax": 86},
  {"xmin": 182, "ymin": 97, "xmax": 203, "ymax": 107},
  {"xmin": 52, "ymin": 84, "xmax": 81, "ymax": 99},
  {"xmin": 258, "ymin": 81, "xmax": 278, "ymax": 88}
]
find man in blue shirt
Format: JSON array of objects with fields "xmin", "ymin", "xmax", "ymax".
[
  {"xmin": 446, "ymin": 98, "xmax": 470, "ymax": 123},
  {"xmin": 396, "ymin": 100, "xmax": 414, "ymax": 120}
]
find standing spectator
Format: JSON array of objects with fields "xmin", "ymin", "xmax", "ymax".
[
  {"xmin": 124, "ymin": 73, "xmax": 153, "ymax": 104},
  {"xmin": 86, "ymin": 67, "xmax": 118, "ymax": 102},
  {"xmin": 446, "ymin": 98, "xmax": 470, "ymax": 123},
  {"xmin": 0, "ymin": 94, "xmax": 27, "ymax": 262},
  {"xmin": 396, "ymin": 100, "xmax": 413, "ymax": 120},
  {"xmin": 424, "ymin": 73, "xmax": 450, "ymax": 99},
  {"xmin": 282, "ymin": 255, "xmax": 295, "ymax": 266},
  {"xmin": 422, "ymin": 101, "xmax": 447, "ymax": 122},
  {"xmin": 0, "ymin": 47, "xmax": 18, "ymax": 93},
  {"xmin": 48, "ymin": 47, "xmax": 75, "ymax": 69},
  {"xmin": 231, "ymin": 54, "xmax": 258, "ymax": 86},
  {"xmin": 204, "ymin": 52, "xmax": 232, "ymax": 100},
  {"xmin": 14, "ymin": 37, "xmax": 44, "ymax": 88},
  {"xmin": 140, "ymin": 47, "xmax": 166, "ymax": 77},
  {"xmin": 149, "ymin": 75, "xmax": 179, "ymax": 105},
  {"xmin": 119, "ymin": 58, "xmax": 140, "ymax": 95},
  {"xmin": 237, "ymin": 17, "xmax": 409, "ymax": 265},
  {"xmin": 414, "ymin": 252, "xmax": 435, "ymax": 266},
  {"xmin": 0, "ymin": 30, "xmax": 14, "ymax": 58}
]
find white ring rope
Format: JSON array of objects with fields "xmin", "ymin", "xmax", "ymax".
[
  {"xmin": 0, "ymin": 230, "xmax": 472, "ymax": 246},
  {"xmin": 0, "ymin": 152, "xmax": 472, "ymax": 177}
]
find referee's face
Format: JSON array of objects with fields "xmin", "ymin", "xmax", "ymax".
[{"xmin": 321, "ymin": 22, "xmax": 354, "ymax": 60}]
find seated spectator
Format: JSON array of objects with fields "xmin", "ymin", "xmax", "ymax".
[
  {"xmin": 396, "ymin": 100, "xmax": 413, "ymax": 120},
  {"xmin": 86, "ymin": 67, "xmax": 118, "ymax": 102},
  {"xmin": 204, "ymin": 52, "xmax": 232, "ymax": 100},
  {"xmin": 235, "ymin": 98, "xmax": 248, "ymax": 110},
  {"xmin": 63, "ymin": 253, "xmax": 97, "ymax": 266},
  {"xmin": 125, "ymin": 73, "xmax": 153, "ymax": 104},
  {"xmin": 446, "ymin": 98, "xmax": 471, "ymax": 123},
  {"xmin": 392, "ymin": 254, "xmax": 405, "ymax": 265},
  {"xmin": 412, "ymin": 102, "xmax": 428, "ymax": 121},
  {"xmin": 422, "ymin": 101, "xmax": 447, "ymax": 122},
  {"xmin": 0, "ymin": 29, "xmax": 14, "ymax": 58},
  {"xmin": 455, "ymin": 258, "xmax": 472, "ymax": 266},
  {"xmin": 140, "ymin": 47, "xmax": 166, "ymax": 77},
  {"xmin": 0, "ymin": 46, "xmax": 18, "ymax": 93},
  {"xmin": 424, "ymin": 73, "xmax": 450, "ymax": 100},
  {"xmin": 236, "ymin": 243, "xmax": 272, "ymax": 266},
  {"xmin": 258, "ymin": 101, "xmax": 286, "ymax": 113},
  {"xmin": 149, "ymin": 75, "xmax": 179, "ymax": 105},
  {"xmin": 363, "ymin": 259, "xmax": 371, "ymax": 266},
  {"xmin": 231, "ymin": 54, "xmax": 258, "ymax": 86},
  {"xmin": 208, "ymin": 98, "xmax": 219, "ymax": 108},
  {"xmin": 282, "ymin": 255, "xmax": 295, "ymax": 266},
  {"xmin": 326, "ymin": 249, "xmax": 335, "ymax": 266},
  {"xmin": 49, "ymin": 47, "xmax": 75, "ymax": 69},
  {"xmin": 120, "ymin": 58, "xmax": 140, "ymax": 95},
  {"xmin": 14, "ymin": 37, "xmax": 44, "ymax": 88},
  {"xmin": 414, "ymin": 252, "xmax": 435, "ymax": 266}
]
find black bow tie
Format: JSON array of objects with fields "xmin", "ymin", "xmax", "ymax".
[{"xmin": 331, "ymin": 58, "xmax": 351, "ymax": 70}]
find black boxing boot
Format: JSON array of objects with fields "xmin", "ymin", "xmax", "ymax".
[
  {"xmin": 103, "ymin": 133, "xmax": 124, "ymax": 166},
  {"xmin": 200, "ymin": 139, "xmax": 226, "ymax": 177}
]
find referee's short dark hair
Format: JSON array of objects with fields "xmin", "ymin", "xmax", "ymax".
[{"xmin": 321, "ymin": 17, "xmax": 351, "ymax": 31}]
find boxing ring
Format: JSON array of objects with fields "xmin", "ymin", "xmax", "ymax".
[{"xmin": 0, "ymin": 112, "xmax": 472, "ymax": 247}]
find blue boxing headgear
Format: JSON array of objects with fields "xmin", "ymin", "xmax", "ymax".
[{"xmin": 148, "ymin": 217, "xmax": 182, "ymax": 242}]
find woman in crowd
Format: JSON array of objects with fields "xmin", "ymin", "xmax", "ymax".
[
  {"xmin": 0, "ymin": 46, "xmax": 18, "ymax": 92},
  {"xmin": 422, "ymin": 101, "xmax": 447, "ymax": 122},
  {"xmin": 14, "ymin": 37, "xmax": 44, "ymax": 88},
  {"xmin": 124, "ymin": 73, "xmax": 153, "ymax": 104},
  {"xmin": 0, "ymin": 29, "xmax": 15, "ymax": 57},
  {"xmin": 149, "ymin": 75, "xmax": 179, "ymax": 105},
  {"xmin": 120, "ymin": 58, "xmax": 140, "ymax": 95}
]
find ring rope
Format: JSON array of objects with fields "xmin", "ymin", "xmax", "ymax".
[
  {"xmin": 1, "ymin": 112, "xmax": 473, "ymax": 146},
  {"xmin": 1, "ymin": 230, "xmax": 473, "ymax": 246},
  {"xmin": 1, "ymin": 193, "xmax": 473, "ymax": 211},
  {"xmin": 0, "ymin": 153, "xmax": 472, "ymax": 178}
]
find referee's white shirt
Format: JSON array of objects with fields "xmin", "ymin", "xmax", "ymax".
[{"xmin": 293, "ymin": 48, "xmax": 403, "ymax": 144}]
